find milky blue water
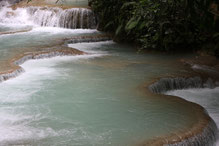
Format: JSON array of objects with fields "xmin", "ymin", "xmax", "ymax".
[
  {"xmin": 0, "ymin": 40, "xmax": 199, "ymax": 145},
  {"xmin": 45, "ymin": 0, "xmax": 88, "ymax": 7},
  {"xmin": 0, "ymin": 3, "xmax": 217, "ymax": 146}
]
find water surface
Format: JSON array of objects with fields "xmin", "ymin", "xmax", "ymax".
[
  {"xmin": 0, "ymin": 41, "xmax": 200, "ymax": 145},
  {"xmin": 46, "ymin": 0, "xmax": 88, "ymax": 7},
  {"xmin": 0, "ymin": 3, "xmax": 216, "ymax": 146}
]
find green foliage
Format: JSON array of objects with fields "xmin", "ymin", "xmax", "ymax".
[{"xmin": 90, "ymin": 0, "xmax": 219, "ymax": 55}]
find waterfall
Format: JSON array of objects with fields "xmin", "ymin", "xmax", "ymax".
[
  {"xmin": 149, "ymin": 77, "xmax": 219, "ymax": 94},
  {"xmin": 0, "ymin": 1, "xmax": 8, "ymax": 8},
  {"xmin": 0, "ymin": 6, "xmax": 32, "ymax": 25},
  {"xmin": 27, "ymin": 7, "xmax": 97, "ymax": 29},
  {"xmin": 0, "ymin": 0, "xmax": 21, "ymax": 7},
  {"xmin": 0, "ymin": 6, "xmax": 97, "ymax": 29}
]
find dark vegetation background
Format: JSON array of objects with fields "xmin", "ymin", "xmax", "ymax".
[
  {"xmin": 89, "ymin": 0, "xmax": 219, "ymax": 57},
  {"xmin": 6, "ymin": 0, "xmax": 219, "ymax": 56}
]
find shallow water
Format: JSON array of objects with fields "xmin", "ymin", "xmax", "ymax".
[
  {"xmin": 0, "ymin": 27, "xmax": 99, "ymax": 57},
  {"xmin": 0, "ymin": 40, "xmax": 200, "ymax": 145},
  {"xmin": 0, "ymin": 3, "xmax": 217, "ymax": 146},
  {"xmin": 0, "ymin": 26, "xmax": 100, "ymax": 73},
  {"xmin": 46, "ymin": 0, "xmax": 88, "ymax": 7}
]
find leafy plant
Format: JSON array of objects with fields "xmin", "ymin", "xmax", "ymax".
[{"xmin": 90, "ymin": 0, "xmax": 219, "ymax": 55}]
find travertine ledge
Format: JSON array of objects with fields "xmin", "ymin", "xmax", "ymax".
[
  {"xmin": 144, "ymin": 77, "xmax": 218, "ymax": 146},
  {"xmin": 0, "ymin": 48, "xmax": 84, "ymax": 82}
]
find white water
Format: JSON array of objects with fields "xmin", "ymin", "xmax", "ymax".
[
  {"xmin": 68, "ymin": 41, "xmax": 114, "ymax": 54},
  {"xmin": 0, "ymin": 6, "xmax": 96, "ymax": 29},
  {"xmin": 0, "ymin": 7, "xmax": 33, "ymax": 26},
  {"xmin": 1, "ymin": 39, "xmax": 211, "ymax": 145},
  {"xmin": 28, "ymin": 7, "xmax": 96, "ymax": 29},
  {"xmin": 0, "ymin": 39, "xmax": 111, "ymax": 144},
  {"xmin": 0, "ymin": 2, "xmax": 218, "ymax": 145},
  {"xmin": 166, "ymin": 87, "xmax": 219, "ymax": 146},
  {"xmin": 0, "ymin": 58, "xmax": 62, "ymax": 144},
  {"xmin": 0, "ymin": 54, "xmax": 104, "ymax": 145}
]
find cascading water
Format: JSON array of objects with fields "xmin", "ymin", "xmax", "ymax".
[
  {"xmin": 0, "ymin": 1, "xmax": 8, "ymax": 7},
  {"xmin": 0, "ymin": 0, "xmax": 21, "ymax": 7},
  {"xmin": 27, "ymin": 7, "xmax": 96, "ymax": 29},
  {"xmin": 166, "ymin": 87, "xmax": 219, "ymax": 146},
  {"xmin": 149, "ymin": 77, "xmax": 219, "ymax": 146},
  {"xmin": 0, "ymin": 1, "xmax": 219, "ymax": 146},
  {"xmin": 0, "ymin": 7, "xmax": 32, "ymax": 26},
  {"xmin": 0, "ymin": 6, "xmax": 96, "ymax": 29},
  {"xmin": 149, "ymin": 77, "xmax": 219, "ymax": 94}
]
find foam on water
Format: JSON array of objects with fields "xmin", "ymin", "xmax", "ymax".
[
  {"xmin": 0, "ymin": 105, "xmax": 57, "ymax": 144},
  {"xmin": 68, "ymin": 41, "xmax": 115, "ymax": 54},
  {"xmin": 0, "ymin": 57, "xmax": 62, "ymax": 143},
  {"xmin": 0, "ymin": 23, "xmax": 32, "ymax": 32},
  {"xmin": 0, "ymin": 2, "xmax": 217, "ymax": 145},
  {"xmin": 0, "ymin": 51, "xmax": 106, "ymax": 144},
  {"xmin": 0, "ymin": 26, "xmax": 98, "ymax": 37},
  {"xmin": 30, "ymin": 27, "xmax": 98, "ymax": 35},
  {"xmin": 0, "ymin": 1, "xmax": 9, "ymax": 7},
  {"xmin": 0, "ymin": 41, "xmax": 202, "ymax": 145},
  {"xmin": 0, "ymin": 7, "xmax": 34, "ymax": 26}
]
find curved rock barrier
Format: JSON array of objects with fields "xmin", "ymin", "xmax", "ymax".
[
  {"xmin": 0, "ymin": 33, "xmax": 111, "ymax": 83},
  {"xmin": 149, "ymin": 77, "xmax": 219, "ymax": 94},
  {"xmin": 0, "ymin": 48, "xmax": 84, "ymax": 83},
  {"xmin": 0, "ymin": 67, "xmax": 24, "ymax": 82},
  {"xmin": 64, "ymin": 34, "xmax": 111, "ymax": 44},
  {"xmin": 168, "ymin": 119, "xmax": 217, "ymax": 146},
  {"xmin": 142, "ymin": 117, "xmax": 217, "ymax": 146},
  {"xmin": 145, "ymin": 77, "xmax": 219, "ymax": 146}
]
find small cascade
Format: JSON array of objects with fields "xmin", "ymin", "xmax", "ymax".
[
  {"xmin": 168, "ymin": 120, "xmax": 218, "ymax": 146},
  {"xmin": 0, "ymin": 1, "xmax": 8, "ymax": 8},
  {"xmin": 0, "ymin": 68, "xmax": 24, "ymax": 82},
  {"xmin": 0, "ymin": 6, "xmax": 97, "ymax": 29},
  {"xmin": 149, "ymin": 77, "xmax": 219, "ymax": 146},
  {"xmin": 27, "ymin": 7, "xmax": 97, "ymax": 29},
  {"xmin": 149, "ymin": 77, "xmax": 219, "ymax": 94},
  {"xmin": 0, "ymin": 49, "xmax": 82, "ymax": 83},
  {"xmin": 0, "ymin": 7, "xmax": 33, "ymax": 25},
  {"xmin": 65, "ymin": 35, "xmax": 111, "ymax": 44}
]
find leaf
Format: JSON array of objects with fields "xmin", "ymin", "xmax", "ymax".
[
  {"xmin": 115, "ymin": 24, "xmax": 123, "ymax": 36},
  {"xmin": 121, "ymin": 2, "xmax": 137, "ymax": 9},
  {"xmin": 125, "ymin": 17, "xmax": 141, "ymax": 31},
  {"xmin": 213, "ymin": 33, "xmax": 219, "ymax": 38},
  {"xmin": 138, "ymin": 21, "xmax": 146, "ymax": 30},
  {"xmin": 104, "ymin": 21, "xmax": 114, "ymax": 30}
]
